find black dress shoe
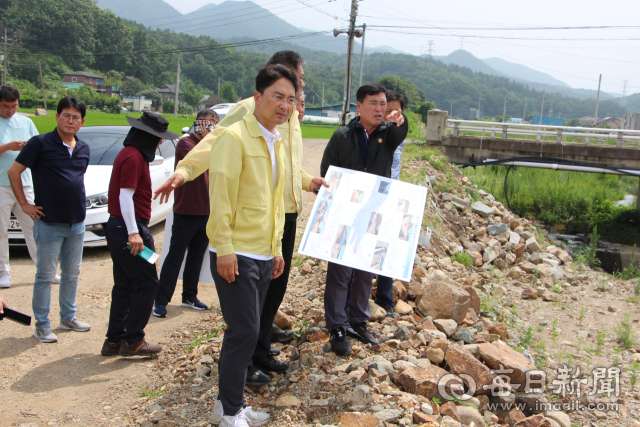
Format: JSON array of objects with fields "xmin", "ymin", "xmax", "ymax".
[
  {"xmin": 270, "ymin": 324, "xmax": 294, "ymax": 343},
  {"xmin": 253, "ymin": 355, "xmax": 289, "ymax": 374},
  {"xmin": 269, "ymin": 346, "xmax": 281, "ymax": 356},
  {"xmin": 330, "ymin": 327, "xmax": 352, "ymax": 356},
  {"xmin": 346, "ymin": 322, "xmax": 380, "ymax": 345},
  {"xmin": 246, "ymin": 367, "xmax": 271, "ymax": 386}
]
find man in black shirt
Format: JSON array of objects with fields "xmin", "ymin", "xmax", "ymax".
[
  {"xmin": 320, "ymin": 84, "xmax": 407, "ymax": 356},
  {"xmin": 8, "ymin": 96, "xmax": 91, "ymax": 343}
]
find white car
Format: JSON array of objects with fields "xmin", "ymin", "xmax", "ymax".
[
  {"xmin": 9, "ymin": 125, "xmax": 177, "ymax": 247},
  {"xmin": 209, "ymin": 103, "xmax": 236, "ymax": 121}
]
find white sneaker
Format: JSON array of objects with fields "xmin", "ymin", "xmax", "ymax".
[
  {"xmin": 210, "ymin": 402, "xmax": 269, "ymax": 427},
  {"xmin": 33, "ymin": 328, "xmax": 58, "ymax": 343},
  {"xmin": 53, "ymin": 274, "xmax": 61, "ymax": 284},
  {"xmin": 220, "ymin": 414, "xmax": 249, "ymax": 427},
  {"xmin": 237, "ymin": 407, "xmax": 269, "ymax": 426},
  {"xmin": 0, "ymin": 275, "xmax": 10, "ymax": 288},
  {"xmin": 59, "ymin": 317, "xmax": 91, "ymax": 332},
  {"xmin": 209, "ymin": 400, "xmax": 224, "ymax": 425}
]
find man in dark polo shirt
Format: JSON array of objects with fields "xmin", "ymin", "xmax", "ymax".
[
  {"xmin": 153, "ymin": 109, "xmax": 219, "ymax": 318},
  {"xmin": 101, "ymin": 112, "xmax": 179, "ymax": 357},
  {"xmin": 7, "ymin": 96, "xmax": 91, "ymax": 343}
]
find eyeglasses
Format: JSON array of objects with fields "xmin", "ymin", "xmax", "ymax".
[
  {"xmin": 60, "ymin": 113, "xmax": 82, "ymax": 122},
  {"xmin": 269, "ymin": 93, "xmax": 298, "ymax": 107}
]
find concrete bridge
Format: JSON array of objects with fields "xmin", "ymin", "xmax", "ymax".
[{"xmin": 425, "ymin": 110, "xmax": 640, "ymax": 210}]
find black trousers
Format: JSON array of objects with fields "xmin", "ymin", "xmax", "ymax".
[
  {"xmin": 252, "ymin": 213, "xmax": 297, "ymax": 361},
  {"xmin": 155, "ymin": 213, "xmax": 209, "ymax": 306},
  {"xmin": 105, "ymin": 218, "xmax": 158, "ymax": 343},
  {"xmin": 211, "ymin": 253, "xmax": 273, "ymax": 416}
]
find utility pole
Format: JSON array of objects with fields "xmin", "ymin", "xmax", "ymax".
[
  {"xmin": 358, "ymin": 23, "xmax": 366, "ymax": 88},
  {"xmin": 477, "ymin": 97, "xmax": 481, "ymax": 115},
  {"xmin": 38, "ymin": 61, "xmax": 46, "ymax": 110},
  {"xmin": 593, "ymin": 74, "xmax": 602, "ymax": 128},
  {"xmin": 217, "ymin": 77, "xmax": 221, "ymax": 98},
  {"xmin": 322, "ymin": 82, "xmax": 325, "ymax": 107},
  {"xmin": 539, "ymin": 90, "xmax": 545, "ymax": 125},
  {"xmin": 3, "ymin": 28, "xmax": 7, "ymax": 86},
  {"xmin": 549, "ymin": 100, "xmax": 553, "ymax": 117},
  {"xmin": 174, "ymin": 60, "xmax": 180, "ymax": 118},
  {"xmin": 522, "ymin": 101, "xmax": 527, "ymax": 122},
  {"xmin": 502, "ymin": 94, "xmax": 507, "ymax": 122},
  {"xmin": 336, "ymin": 0, "xmax": 361, "ymax": 126},
  {"xmin": 450, "ymin": 101, "xmax": 453, "ymax": 117}
]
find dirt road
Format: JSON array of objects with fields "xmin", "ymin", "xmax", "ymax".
[{"xmin": 0, "ymin": 139, "xmax": 328, "ymax": 427}]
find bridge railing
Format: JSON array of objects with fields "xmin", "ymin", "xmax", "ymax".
[{"xmin": 447, "ymin": 119, "xmax": 640, "ymax": 148}]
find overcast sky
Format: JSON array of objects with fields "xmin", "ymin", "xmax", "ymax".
[{"xmin": 163, "ymin": 0, "xmax": 640, "ymax": 95}]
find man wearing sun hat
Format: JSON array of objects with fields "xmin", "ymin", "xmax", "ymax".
[{"xmin": 101, "ymin": 112, "xmax": 179, "ymax": 357}]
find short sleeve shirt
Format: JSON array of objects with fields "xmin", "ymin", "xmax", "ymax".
[
  {"xmin": 108, "ymin": 146, "xmax": 152, "ymax": 220},
  {"xmin": 0, "ymin": 113, "xmax": 39, "ymax": 186},
  {"xmin": 15, "ymin": 128, "xmax": 90, "ymax": 224}
]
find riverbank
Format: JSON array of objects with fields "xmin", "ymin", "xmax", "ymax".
[{"xmin": 462, "ymin": 165, "xmax": 640, "ymax": 245}]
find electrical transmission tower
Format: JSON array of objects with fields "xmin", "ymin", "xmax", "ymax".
[
  {"xmin": 427, "ymin": 40, "xmax": 435, "ymax": 58},
  {"xmin": 622, "ymin": 80, "xmax": 629, "ymax": 97}
]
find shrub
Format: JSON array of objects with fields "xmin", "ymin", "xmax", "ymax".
[{"xmin": 451, "ymin": 252, "xmax": 473, "ymax": 268}]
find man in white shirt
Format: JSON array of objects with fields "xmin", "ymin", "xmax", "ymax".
[{"xmin": 0, "ymin": 86, "xmax": 39, "ymax": 288}]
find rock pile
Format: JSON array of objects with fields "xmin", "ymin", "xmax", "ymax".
[{"xmin": 123, "ymin": 154, "xmax": 636, "ymax": 427}]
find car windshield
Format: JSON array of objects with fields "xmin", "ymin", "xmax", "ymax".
[{"xmin": 82, "ymin": 133, "xmax": 126, "ymax": 165}]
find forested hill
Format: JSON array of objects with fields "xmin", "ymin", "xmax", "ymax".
[{"xmin": 3, "ymin": 0, "xmax": 628, "ymax": 119}]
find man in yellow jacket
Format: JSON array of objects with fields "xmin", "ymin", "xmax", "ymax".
[
  {"xmin": 155, "ymin": 52, "xmax": 326, "ymax": 378},
  {"xmin": 206, "ymin": 65, "xmax": 298, "ymax": 427}
]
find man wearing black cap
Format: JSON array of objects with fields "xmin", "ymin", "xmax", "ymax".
[{"xmin": 101, "ymin": 112, "xmax": 179, "ymax": 357}]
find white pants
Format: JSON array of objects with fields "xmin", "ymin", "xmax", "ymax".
[{"xmin": 0, "ymin": 185, "xmax": 38, "ymax": 278}]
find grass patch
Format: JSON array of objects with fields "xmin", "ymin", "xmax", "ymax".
[
  {"xmin": 21, "ymin": 107, "xmax": 340, "ymax": 140},
  {"xmin": 20, "ymin": 108, "xmax": 197, "ymax": 135},
  {"xmin": 451, "ymin": 252, "xmax": 473, "ymax": 268},
  {"xmin": 301, "ymin": 125, "xmax": 338, "ymax": 139},
  {"xmin": 463, "ymin": 164, "xmax": 640, "ymax": 244}
]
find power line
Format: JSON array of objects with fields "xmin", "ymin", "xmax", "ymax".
[{"xmin": 366, "ymin": 24, "xmax": 640, "ymax": 31}]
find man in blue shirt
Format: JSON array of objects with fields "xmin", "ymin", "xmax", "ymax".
[
  {"xmin": 8, "ymin": 96, "xmax": 91, "ymax": 343},
  {"xmin": 0, "ymin": 86, "xmax": 40, "ymax": 288}
]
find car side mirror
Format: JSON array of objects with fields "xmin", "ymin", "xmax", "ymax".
[
  {"xmin": 181, "ymin": 127, "xmax": 189, "ymax": 133},
  {"xmin": 150, "ymin": 155, "xmax": 164, "ymax": 166}
]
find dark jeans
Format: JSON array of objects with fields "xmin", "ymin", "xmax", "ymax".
[
  {"xmin": 325, "ymin": 262, "xmax": 373, "ymax": 330},
  {"xmin": 155, "ymin": 213, "xmax": 209, "ymax": 306},
  {"xmin": 105, "ymin": 218, "xmax": 158, "ymax": 343},
  {"xmin": 210, "ymin": 252, "xmax": 273, "ymax": 416},
  {"xmin": 374, "ymin": 275, "xmax": 394, "ymax": 308},
  {"xmin": 252, "ymin": 213, "xmax": 297, "ymax": 362}
]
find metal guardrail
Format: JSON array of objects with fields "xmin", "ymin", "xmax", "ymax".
[{"xmin": 447, "ymin": 119, "xmax": 640, "ymax": 148}]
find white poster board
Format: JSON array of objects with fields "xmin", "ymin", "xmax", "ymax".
[
  {"xmin": 158, "ymin": 211, "xmax": 216, "ymax": 284},
  {"xmin": 299, "ymin": 166, "xmax": 428, "ymax": 282}
]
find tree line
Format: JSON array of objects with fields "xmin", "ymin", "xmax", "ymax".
[{"xmin": 0, "ymin": 0, "xmax": 628, "ymax": 121}]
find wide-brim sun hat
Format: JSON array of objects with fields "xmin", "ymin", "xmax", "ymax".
[{"xmin": 126, "ymin": 111, "xmax": 180, "ymax": 140}]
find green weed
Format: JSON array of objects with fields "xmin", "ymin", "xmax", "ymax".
[
  {"xmin": 578, "ymin": 307, "xmax": 586, "ymax": 325},
  {"xmin": 451, "ymin": 252, "xmax": 473, "ymax": 268},
  {"xmin": 551, "ymin": 319, "xmax": 559, "ymax": 343},
  {"xmin": 615, "ymin": 314, "xmax": 636, "ymax": 349},
  {"xmin": 139, "ymin": 386, "xmax": 165, "ymax": 398},
  {"xmin": 519, "ymin": 326, "xmax": 534, "ymax": 350},
  {"xmin": 292, "ymin": 256, "xmax": 307, "ymax": 268},
  {"xmin": 631, "ymin": 362, "xmax": 639, "ymax": 389}
]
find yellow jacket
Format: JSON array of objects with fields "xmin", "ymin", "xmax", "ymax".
[
  {"xmin": 207, "ymin": 113, "xmax": 285, "ymax": 258},
  {"xmin": 175, "ymin": 97, "xmax": 313, "ymax": 214}
]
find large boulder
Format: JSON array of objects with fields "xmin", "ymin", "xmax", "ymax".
[
  {"xmin": 445, "ymin": 343, "xmax": 493, "ymax": 395},
  {"xmin": 416, "ymin": 271, "xmax": 470, "ymax": 325},
  {"xmin": 394, "ymin": 365, "xmax": 449, "ymax": 399},
  {"xmin": 478, "ymin": 341, "xmax": 536, "ymax": 386}
]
